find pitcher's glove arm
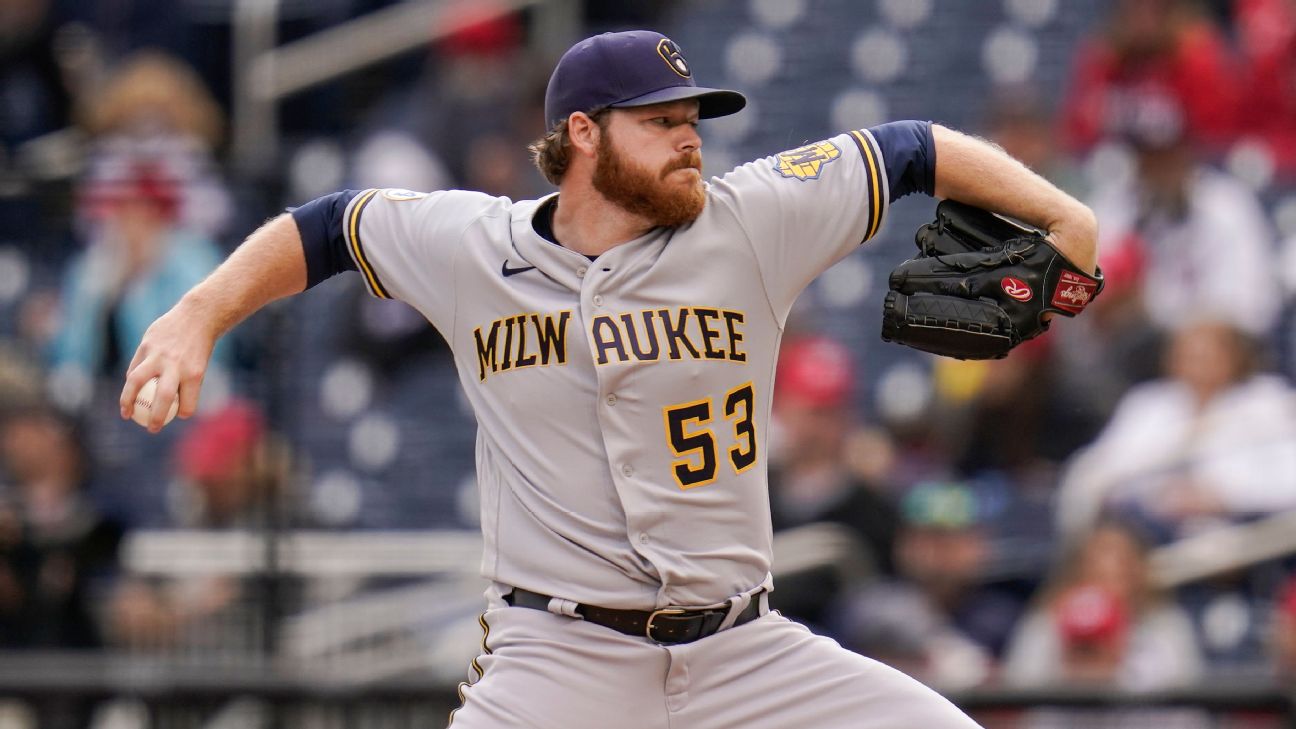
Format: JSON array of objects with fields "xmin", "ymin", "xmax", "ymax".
[{"xmin": 881, "ymin": 200, "xmax": 1104, "ymax": 360}]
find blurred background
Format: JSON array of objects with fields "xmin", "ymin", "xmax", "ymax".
[{"xmin": 1, "ymin": 0, "xmax": 1295, "ymax": 727}]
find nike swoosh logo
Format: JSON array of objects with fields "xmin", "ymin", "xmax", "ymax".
[{"xmin": 501, "ymin": 261, "xmax": 537, "ymax": 277}]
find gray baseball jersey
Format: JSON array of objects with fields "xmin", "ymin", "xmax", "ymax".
[{"xmin": 340, "ymin": 129, "xmax": 887, "ymax": 610}]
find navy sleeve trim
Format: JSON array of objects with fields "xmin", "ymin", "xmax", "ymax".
[
  {"xmin": 289, "ymin": 190, "xmax": 361, "ymax": 290},
  {"xmin": 865, "ymin": 120, "xmax": 935, "ymax": 203}
]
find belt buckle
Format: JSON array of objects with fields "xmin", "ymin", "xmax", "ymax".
[{"xmin": 645, "ymin": 607, "xmax": 690, "ymax": 644}]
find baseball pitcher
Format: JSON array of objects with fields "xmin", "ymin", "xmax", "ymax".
[{"xmin": 122, "ymin": 30, "xmax": 1099, "ymax": 729}]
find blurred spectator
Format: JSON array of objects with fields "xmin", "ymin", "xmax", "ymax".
[
  {"xmin": 361, "ymin": 0, "xmax": 539, "ymax": 186},
  {"xmin": 1001, "ymin": 520, "xmax": 1202, "ymax": 689},
  {"xmin": 768, "ymin": 338, "xmax": 896, "ymax": 559},
  {"xmin": 1060, "ymin": 0, "xmax": 1240, "ymax": 154},
  {"xmin": 82, "ymin": 50, "xmax": 221, "ymax": 149},
  {"xmin": 170, "ymin": 400, "xmax": 275, "ymax": 528},
  {"xmin": 43, "ymin": 51, "xmax": 232, "ymax": 397},
  {"xmin": 0, "ymin": 407, "xmax": 121, "ymax": 649},
  {"xmin": 0, "ymin": 349, "xmax": 43, "ymax": 415},
  {"xmin": 0, "ymin": 0, "xmax": 71, "ymax": 151},
  {"xmin": 108, "ymin": 401, "xmax": 292, "ymax": 652},
  {"xmin": 1056, "ymin": 320, "xmax": 1296, "ymax": 543},
  {"xmin": 49, "ymin": 159, "xmax": 227, "ymax": 380},
  {"xmin": 0, "ymin": 407, "xmax": 122, "ymax": 729},
  {"xmin": 768, "ymin": 336, "xmax": 898, "ymax": 627},
  {"xmin": 933, "ymin": 339, "xmax": 1105, "ymax": 490},
  {"xmin": 1085, "ymin": 94, "xmax": 1281, "ymax": 339},
  {"xmin": 1236, "ymin": 0, "xmax": 1296, "ymax": 178},
  {"xmin": 80, "ymin": 50, "xmax": 231, "ymax": 236},
  {"xmin": 830, "ymin": 481, "xmax": 1024, "ymax": 689}
]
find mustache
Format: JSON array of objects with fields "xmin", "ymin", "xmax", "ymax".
[{"xmin": 662, "ymin": 151, "xmax": 703, "ymax": 178}]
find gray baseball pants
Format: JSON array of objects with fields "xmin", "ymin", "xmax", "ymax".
[{"xmin": 446, "ymin": 600, "xmax": 983, "ymax": 729}]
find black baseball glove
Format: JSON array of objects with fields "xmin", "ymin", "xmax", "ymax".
[{"xmin": 881, "ymin": 200, "xmax": 1104, "ymax": 360}]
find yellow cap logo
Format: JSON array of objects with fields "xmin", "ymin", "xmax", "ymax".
[{"xmin": 657, "ymin": 39, "xmax": 691, "ymax": 78}]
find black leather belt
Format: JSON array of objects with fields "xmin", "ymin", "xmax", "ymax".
[{"xmin": 504, "ymin": 587, "xmax": 763, "ymax": 645}]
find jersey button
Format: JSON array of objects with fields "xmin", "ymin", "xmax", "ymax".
[
  {"xmin": 638, "ymin": 532, "xmax": 649, "ymax": 545},
  {"xmin": 576, "ymin": 266, "xmax": 588, "ymax": 278},
  {"xmin": 606, "ymin": 394, "xmax": 618, "ymax": 406},
  {"xmin": 621, "ymin": 464, "xmax": 634, "ymax": 477},
  {"xmin": 592, "ymin": 294, "xmax": 604, "ymax": 307}
]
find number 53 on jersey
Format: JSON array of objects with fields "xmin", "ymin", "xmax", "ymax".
[{"xmin": 663, "ymin": 382, "xmax": 757, "ymax": 489}]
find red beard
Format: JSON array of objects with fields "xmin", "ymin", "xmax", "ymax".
[{"xmin": 592, "ymin": 130, "xmax": 705, "ymax": 228}]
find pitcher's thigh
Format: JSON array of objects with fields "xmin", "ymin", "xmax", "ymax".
[
  {"xmin": 681, "ymin": 616, "xmax": 983, "ymax": 729},
  {"xmin": 796, "ymin": 645, "xmax": 984, "ymax": 729},
  {"xmin": 446, "ymin": 608, "xmax": 670, "ymax": 729}
]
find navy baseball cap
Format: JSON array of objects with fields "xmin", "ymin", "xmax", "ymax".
[{"xmin": 544, "ymin": 30, "xmax": 747, "ymax": 131}]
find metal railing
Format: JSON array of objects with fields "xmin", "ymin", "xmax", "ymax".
[{"xmin": 231, "ymin": 0, "xmax": 581, "ymax": 174}]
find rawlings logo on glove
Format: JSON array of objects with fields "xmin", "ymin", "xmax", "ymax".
[
  {"xmin": 1051, "ymin": 271, "xmax": 1099, "ymax": 312},
  {"xmin": 880, "ymin": 200, "xmax": 1104, "ymax": 360},
  {"xmin": 1001, "ymin": 277, "xmax": 1032, "ymax": 301}
]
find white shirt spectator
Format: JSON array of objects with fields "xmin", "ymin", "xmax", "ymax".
[
  {"xmin": 1089, "ymin": 166, "xmax": 1281, "ymax": 336},
  {"xmin": 1057, "ymin": 374, "xmax": 1296, "ymax": 540}
]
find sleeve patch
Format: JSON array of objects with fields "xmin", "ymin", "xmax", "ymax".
[{"xmin": 774, "ymin": 141, "xmax": 841, "ymax": 181}]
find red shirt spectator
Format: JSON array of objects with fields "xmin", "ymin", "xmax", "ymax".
[
  {"xmin": 1236, "ymin": 0, "xmax": 1296, "ymax": 177},
  {"xmin": 1061, "ymin": 0, "xmax": 1241, "ymax": 154}
]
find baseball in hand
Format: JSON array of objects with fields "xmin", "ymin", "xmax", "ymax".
[{"xmin": 131, "ymin": 377, "xmax": 179, "ymax": 428}]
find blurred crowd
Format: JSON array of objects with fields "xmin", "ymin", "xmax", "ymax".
[
  {"xmin": 764, "ymin": 0, "xmax": 1296, "ymax": 693},
  {"xmin": 0, "ymin": 0, "xmax": 1294, "ymax": 720}
]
